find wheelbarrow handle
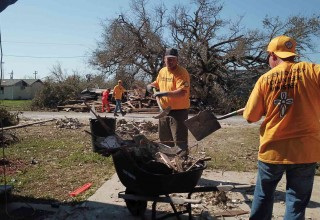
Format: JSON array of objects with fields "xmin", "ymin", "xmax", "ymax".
[{"xmin": 217, "ymin": 108, "xmax": 245, "ymax": 120}]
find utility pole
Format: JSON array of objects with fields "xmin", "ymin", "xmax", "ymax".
[
  {"xmin": 10, "ymin": 70, "xmax": 13, "ymax": 79},
  {"xmin": 1, "ymin": 61, "xmax": 4, "ymax": 78},
  {"xmin": 34, "ymin": 71, "xmax": 38, "ymax": 79}
]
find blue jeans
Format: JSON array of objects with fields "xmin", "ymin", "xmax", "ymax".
[
  {"xmin": 250, "ymin": 161, "xmax": 316, "ymax": 220},
  {"xmin": 114, "ymin": 99, "xmax": 123, "ymax": 114}
]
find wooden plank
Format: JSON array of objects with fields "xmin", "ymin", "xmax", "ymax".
[
  {"xmin": 125, "ymin": 101, "xmax": 136, "ymax": 109},
  {"xmin": 2, "ymin": 119, "xmax": 56, "ymax": 130},
  {"xmin": 57, "ymin": 105, "xmax": 88, "ymax": 109}
]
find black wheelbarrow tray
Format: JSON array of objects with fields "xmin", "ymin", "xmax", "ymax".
[{"xmin": 111, "ymin": 148, "xmax": 210, "ymax": 219}]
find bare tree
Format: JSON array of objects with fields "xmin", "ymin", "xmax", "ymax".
[
  {"xmin": 262, "ymin": 15, "xmax": 320, "ymax": 61},
  {"xmin": 90, "ymin": 0, "xmax": 167, "ymax": 83},
  {"xmin": 90, "ymin": 0, "xmax": 320, "ymax": 112},
  {"xmin": 167, "ymin": 0, "xmax": 320, "ymax": 111}
]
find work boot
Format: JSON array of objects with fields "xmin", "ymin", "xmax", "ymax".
[
  {"xmin": 121, "ymin": 112, "xmax": 126, "ymax": 117},
  {"xmin": 114, "ymin": 113, "xmax": 119, "ymax": 117}
]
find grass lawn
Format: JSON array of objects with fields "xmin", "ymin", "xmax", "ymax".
[
  {"xmin": 0, "ymin": 100, "xmax": 33, "ymax": 111},
  {"xmin": 1, "ymin": 121, "xmax": 115, "ymax": 204}
]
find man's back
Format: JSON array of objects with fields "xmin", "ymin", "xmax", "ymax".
[{"xmin": 244, "ymin": 61, "xmax": 320, "ymax": 164}]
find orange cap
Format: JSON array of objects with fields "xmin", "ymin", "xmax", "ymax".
[{"xmin": 267, "ymin": 35, "xmax": 297, "ymax": 58}]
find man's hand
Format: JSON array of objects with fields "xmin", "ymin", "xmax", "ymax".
[
  {"xmin": 153, "ymin": 91, "xmax": 168, "ymax": 98},
  {"xmin": 146, "ymin": 84, "xmax": 156, "ymax": 94}
]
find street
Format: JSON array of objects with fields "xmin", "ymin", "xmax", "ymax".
[{"xmin": 19, "ymin": 110, "xmax": 250, "ymax": 126}]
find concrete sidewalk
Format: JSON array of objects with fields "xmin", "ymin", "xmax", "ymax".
[{"xmin": 84, "ymin": 170, "xmax": 320, "ymax": 220}]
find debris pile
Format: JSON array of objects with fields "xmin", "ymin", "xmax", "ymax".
[
  {"xmin": 57, "ymin": 88, "xmax": 203, "ymax": 113},
  {"xmin": 116, "ymin": 119, "xmax": 158, "ymax": 136},
  {"xmin": 55, "ymin": 118, "xmax": 83, "ymax": 129},
  {"xmin": 190, "ymin": 190, "xmax": 251, "ymax": 217},
  {"xmin": 96, "ymin": 133, "xmax": 209, "ymax": 174}
]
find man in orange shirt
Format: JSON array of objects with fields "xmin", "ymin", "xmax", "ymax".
[
  {"xmin": 112, "ymin": 80, "xmax": 126, "ymax": 117},
  {"xmin": 243, "ymin": 35, "xmax": 320, "ymax": 220},
  {"xmin": 101, "ymin": 88, "xmax": 111, "ymax": 113},
  {"xmin": 147, "ymin": 48, "xmax": 190, "ymax": 155}
]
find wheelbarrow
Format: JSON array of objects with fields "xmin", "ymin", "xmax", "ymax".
[
  {"xmin": 112, "ymin": 148, "xmax": 222, "ymax": 219},
  {"xmin": 88, "ymin": 117, "xmax": 251, "ymax": 219}
]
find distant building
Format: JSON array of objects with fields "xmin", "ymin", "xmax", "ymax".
[{"xmin": 0, "ymin": 79, "xmax": 44, "ymax": 100}]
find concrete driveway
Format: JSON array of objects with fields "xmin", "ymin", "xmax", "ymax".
[{"xmin": 66, "ymin": 170, "xmax": 319, "ymax": 220}]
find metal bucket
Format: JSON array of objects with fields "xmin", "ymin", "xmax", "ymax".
[{"xmin": 89, "ymin": 117, "xmax": 116, "ymax": 152}]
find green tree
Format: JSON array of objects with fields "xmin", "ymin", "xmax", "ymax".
[{"xmin": 32, "ymin": 63, "xmax": 107, "ymax": 109}]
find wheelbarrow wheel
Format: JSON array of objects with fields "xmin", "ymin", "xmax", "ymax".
[{"xmin": 124, "ymin": 189, "xmax": 147, "ymax": 216}]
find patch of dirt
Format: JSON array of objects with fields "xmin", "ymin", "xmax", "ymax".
[{"xmin": 0, "ymin": 158, "xmax": 29, "ymax": 175}]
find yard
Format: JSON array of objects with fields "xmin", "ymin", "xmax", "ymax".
[
  {"xmin": 0, "ymin": 113, "xmax": 261, "ymax": 205},
  {"xmin": 0, "ymin": 109, "xmax": 319, "ymax": 208}
]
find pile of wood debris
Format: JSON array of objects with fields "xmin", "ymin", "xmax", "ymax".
[
  {"xmin": 57, "ymin": 88, "xmax": 202, "ymax": 113},
  {"xmin": 57, "ymin": 89, "xmax": 158, "ymax": 113},
  {"xmin": 95, "ymin": 132, "xmax": 209, "ymax": 174},
  {"xmin": 116, "ymin": 119, "xmax": 158, "ymax": 136}
]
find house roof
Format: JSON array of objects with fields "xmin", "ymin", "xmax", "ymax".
[
  {"xmin": 1, "ymin": 79, "xmax": 43, "ymax": 86},
  {"xmin": 23, "ymin": 79, "xmax": 43, "ymax": 86}
]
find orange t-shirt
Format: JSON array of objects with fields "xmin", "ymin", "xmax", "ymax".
[
  {"xmin": 243, "ymin": 61, "xmax": 320, "ymax": 164},
  {"xmin": 153, "ymin": 65, "xmax": 190, "ymax": 110},
  {"xmin": 113, "ymin": 85, "xmax": 125, "ymax": 100}
]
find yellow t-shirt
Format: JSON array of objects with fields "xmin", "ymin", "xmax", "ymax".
[
  {"xmin": 243, "ymin": 61, "xmax": 320, "ymax": 164},
  {"xmin": 113, "ymin": 85, "xmax": 125, "ymax": 100},
  {"xmin": 154, "ymin": 65, "xmax": 190, "ymax": 110}
]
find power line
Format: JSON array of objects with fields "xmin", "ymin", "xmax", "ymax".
[
  {"xmin": 2, "ymin": 40, "xmax": 92, "ymax": 48},
  {"xmin": 3, "ymin": 54, "xmax": 90, "ymax": 59}
]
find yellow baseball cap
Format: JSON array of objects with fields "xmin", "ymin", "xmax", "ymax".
[{"xmin": 267, "ymin": 35, "xmax": 297, "ymax": 58}]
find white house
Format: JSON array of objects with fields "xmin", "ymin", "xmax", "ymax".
[{"xmin": 0, "ymin": 79, "xmax": 44, "ymax": 100}]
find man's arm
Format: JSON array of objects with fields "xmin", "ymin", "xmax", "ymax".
[{"xmin": 165, "ymin": 88, "xmax": 187, "ymax": 97}]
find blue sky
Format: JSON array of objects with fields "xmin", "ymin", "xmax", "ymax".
[{"xmin": 0, "ymin": 0, "xmax": 319, "ymax": 79}]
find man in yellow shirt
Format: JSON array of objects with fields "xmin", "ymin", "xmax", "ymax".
[
  {"xmin": 112, "ymin": 80, "xmax": 126, "ymax": 117},
  {"xmin": 243, "ymin": 35, "xmax": 320, "ymax": 220},
  {"xmin": 147, "ymin": 48, "xmax": 190, "ymax": 155}
]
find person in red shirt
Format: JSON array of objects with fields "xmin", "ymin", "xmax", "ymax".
[{"xmin": 101, "ymin": 88, "xmax": 111, "ymax": 113}]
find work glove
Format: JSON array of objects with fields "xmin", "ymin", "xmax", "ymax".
[
  {"xmin": 153, "ymin": 91, "xmax": 168, "ymax": 98},
  {"xmin": 146, "ymin": 84, "xmax": 156, "ymax": 94}
]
